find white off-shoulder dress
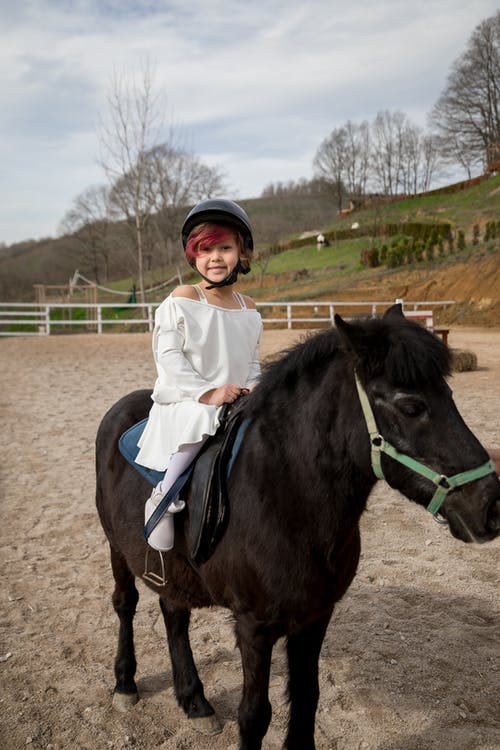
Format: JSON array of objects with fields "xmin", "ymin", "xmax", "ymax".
[{"xmin": 135, "ymin": 285, "xmax": 262, "ymax": 471}]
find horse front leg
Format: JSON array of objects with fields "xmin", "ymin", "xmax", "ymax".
[
  {"xmin": 159, "ymin": 597, "xmax": 221, "ymax": 735},
  {"xmin": 285, "ymin": 612, "xmax": 332, "ymax": 750},
  {"xmin": 109, "ymin": 546, "xmax": 140, "ymax": 711},
  {"xmin": 235, "ymin": 613, "xmax": 276, "ymax": 750}
]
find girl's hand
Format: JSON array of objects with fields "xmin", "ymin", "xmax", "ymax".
[{"xmin": 199, "ymin": 384, "xmax": 244, "ymax": 406}]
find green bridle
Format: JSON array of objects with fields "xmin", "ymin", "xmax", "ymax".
[{"xmin": 354, "ymin": 373, "xmax": 496, "ymax": 517}]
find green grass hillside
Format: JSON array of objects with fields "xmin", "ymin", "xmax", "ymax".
[
  {"xmin": 240, "ymin": 174, "xmax": 500, "ymax": 303},
  {"xmin": 103, "ymin": 174, "xmax": 500, "ymax": 300},
  {"xmin": 324, "ymin": 174, "xmax": 500, "ymax": 235}
]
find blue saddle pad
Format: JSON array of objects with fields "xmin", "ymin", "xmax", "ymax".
[{"xmin": 118, "ymin": 418, "xmax": 165, "ymax": 487}]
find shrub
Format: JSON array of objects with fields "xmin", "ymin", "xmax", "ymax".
[
  {"xmin": 457, "ymin": 230, "xmax": 466, "ymax": 251},
  {"xmin": 429, "ymin": 228, "xmax": 439, "ymax": 246},
  {"xmin": 386, "ymin": 248, "xmax": 398, "ymax": 268},
  {"xmin": 484, "ymin": 221, "xmax": 496, "ymax": 241},
  {"xmin": 360, "ymin": 247, "xmax": 380, "ymax": 267},
  {"xmin": 385, "ymin": 244, "xmax": 406, "ymax": 267}
]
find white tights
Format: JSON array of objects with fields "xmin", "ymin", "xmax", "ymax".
[{"xmin": 145, "ymin": 438, "xmax": 207, "ymax": 551}]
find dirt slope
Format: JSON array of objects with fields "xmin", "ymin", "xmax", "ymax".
[{"xmin": 324, "ymin": 251, "xmax": 500, "ymax": 327}]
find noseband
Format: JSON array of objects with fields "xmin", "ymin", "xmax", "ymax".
[{"xmin": 354, "ymin": 373, "xmax": 496, "ymax": 518}]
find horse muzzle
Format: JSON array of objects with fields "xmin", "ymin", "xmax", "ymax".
[
  {"xmin": 443, "ymin": 490, "xmax": 500, "ymax": 544},
  {"xmin": 487, "ymin": 498, "xmax": 500, "ymax": 534}
]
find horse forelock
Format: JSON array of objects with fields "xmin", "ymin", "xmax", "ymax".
[
  {"xmin": 338, "ymin": 316, "xmax": 451, "ymax": 386},
  {"xmin": 382, "ymin": 318, "xmax": 451, "ymax": 386}
]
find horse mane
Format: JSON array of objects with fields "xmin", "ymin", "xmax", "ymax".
[{"xmin": 248, "ymin": 315, "xmax": 451, "ymax": 414}]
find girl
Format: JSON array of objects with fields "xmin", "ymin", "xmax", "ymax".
[{"xmin": 136, "ymin": 199, "xmax": 262, "ymax": 551}]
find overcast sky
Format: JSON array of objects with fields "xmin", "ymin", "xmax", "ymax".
[{"xmin": 1, "ymin": 0, "xmax": 498, "ymax": 246}]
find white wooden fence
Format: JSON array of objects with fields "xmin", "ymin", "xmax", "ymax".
[{"xmin": 0, "ymin": 300, "xmax": 455, "ymax": 336}]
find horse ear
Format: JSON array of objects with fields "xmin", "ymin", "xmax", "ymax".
[
  {"xmin": 334, "ymin": 314, "xmax": 364, "ymax": 353},
  {"xmin": 335, "ymin": 313, "xmax": 386, "ymax": 375},
  {"xmin": 334, "ymin": 313, "xmax": 350, "ymax": 333},
  {"xmin": 383, "ymin": 303, "xmax": 404, "ymax": 320}
]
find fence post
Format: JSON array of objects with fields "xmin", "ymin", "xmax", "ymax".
[
  {"xmin": 287, "ymin": 304, "xmax": 292, "ymax": 330},
  {"xmin": 45, "ymin": 306, "xmax": 50, "ymax": 335},
  {"xmin": 97, "ymin": 305, "xmax": 103, "ymax": 334},
  {"xmin": 329, "ymin": 304, "xmax": 335, "ymax": 325},
  {"xmin": 371, "ymin": 303, "xmax": 377, "ymax": 316},
  {"xmin": 148, "ymin": 305, "xmax": 153, "ymax": 332}
]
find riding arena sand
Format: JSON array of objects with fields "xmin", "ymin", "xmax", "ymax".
[{"xmin": 0, "ymin": 327, "xmax": 499, "ymax": 750}]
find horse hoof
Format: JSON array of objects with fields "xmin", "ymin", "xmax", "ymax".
[
  {"xmin": 189, "ymin": 713, "xmax": 223, "ymax": 735},
  {"xmin": 112, "ymin": 691, "xmax": 139, "ymax": 712}
]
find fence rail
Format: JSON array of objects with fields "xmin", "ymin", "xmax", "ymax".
[{"xmin": 0, "ymin": 299, "xmax": 456, "ymax": 336}]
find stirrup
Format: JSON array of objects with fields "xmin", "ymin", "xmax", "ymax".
[{"xmin": 143, "ymin": 547, "xmax": 167, "ymax": 586}]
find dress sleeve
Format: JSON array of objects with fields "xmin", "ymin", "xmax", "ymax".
[
  {"xmin": 244, "ymin": 338, "xmax": 261, "ymax": 388},
  {"xmin": 151, "ymin": 298, "xmax": 213, "ymax": 403}
]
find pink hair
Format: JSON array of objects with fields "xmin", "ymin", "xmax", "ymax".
[{"xmin": 185, "ymin": 223, "xmax": 243, "ymax": 264}]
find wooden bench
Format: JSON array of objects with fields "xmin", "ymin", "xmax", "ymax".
[
  {"xmin": 433, "ymin": 328, "xmax": 450, "ymax": 345},
  {"xmin": 403, "ymin": 310, "xmax": 450, "ymax": 345}
]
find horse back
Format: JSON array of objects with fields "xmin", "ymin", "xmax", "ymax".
[{"xmin": 97, "ymin": 389, "xmax": 152, "ymax": 445}]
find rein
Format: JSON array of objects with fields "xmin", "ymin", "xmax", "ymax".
[{"xmin": 354, "ymin": 373, "xmax": 496, "ymax": 517}]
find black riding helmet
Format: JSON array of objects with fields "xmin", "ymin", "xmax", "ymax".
[{"xmin": 181, "ymin": 199, "xmax": 253, "ymax": 289}]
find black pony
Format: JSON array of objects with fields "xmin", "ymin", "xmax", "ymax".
[{"xmin": 96, "ymin": 305, "xmax": 499, "ymax": 750}]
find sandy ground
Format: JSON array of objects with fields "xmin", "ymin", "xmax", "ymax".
[{"xmin": 0, "ymin": 326, "xmax": 499, "ymax": 750}]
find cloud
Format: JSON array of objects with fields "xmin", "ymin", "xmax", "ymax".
[{"xmin": 0, "ymin": 0, "xmax": 499, "ymax": 244}]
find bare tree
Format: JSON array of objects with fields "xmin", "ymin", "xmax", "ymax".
[
  {"xmin": 313, "ymin": 127, "xmax": 348, "ymax": 209},
  {"xmin": 429, "ymin": 11, "xmax": 500, "ymax": 175},
  {"xmin": 419, "ymin": 134, "xmax": 442, "ymax": 192},
  {"xmin": 399, "ymin": 123, "xmax": 421, "ymax": 195},
  {"xmin": 98, "ymin": 63, "xmax": 228, "ymax": 291},
  {"xmin": 144, "ymin": 143, "xmax": 226, "ymax": 266},
  {"xmin": 313, "ymin": 121, "xmax": 371, "ymax": 206},
  {"xmin": 343, "ymin": 120, "xmax": 371, "ymax": 196},
  {"xmin": 371, "ymin": 110, "xmax": 408, "ymax": 195},
  {"xmin": 398, "ymin": 125, "xmax": 441, "ymax": 195},
  {"xmin": 315, "ymin": 111, "xmax": 443, "ymax": 200},
  {"xmin": 59, "ymin": 185, "xmax": 113, "ymax": 283},
  {"xmin": 98, "ymin": 61, "xmax": 164, "ymax": 307}
]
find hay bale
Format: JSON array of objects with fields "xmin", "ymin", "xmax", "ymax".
[{"xmin": 451, "ymin": 348, "xmax": 478, "ymax": 372}]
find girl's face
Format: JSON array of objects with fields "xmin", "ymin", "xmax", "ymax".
[{"xmin": 195, "ymin": 235, "xmax": 240, "ymax": 284}]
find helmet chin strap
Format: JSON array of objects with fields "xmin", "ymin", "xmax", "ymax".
[{"xmin": 194, "ymin": 261, "xmax": 249, "ymax": 290}]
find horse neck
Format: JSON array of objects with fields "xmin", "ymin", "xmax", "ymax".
[{"xmin": 246, "ymin": 363, "xmax": 374, "ymax": 521}]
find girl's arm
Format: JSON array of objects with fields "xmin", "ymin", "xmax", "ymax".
[
  {"xmin": 245, "ymin": 341, "xmax": 261, "ymax": 388},
  {"xmin": 155, "ymin": 327, "xmax": 214, "ymax": 401},
  {"xmin": 199, "ymin": 383, "xmax": 245, "ymax": 406},
  {"xmin": 152, "ymin": 299, "xmax": 214, "ymax": 403}
]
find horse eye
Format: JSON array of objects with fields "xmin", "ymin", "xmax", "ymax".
[{"xmin": 396, "ymin": 398, "xmax": 426, "ymax": 417}]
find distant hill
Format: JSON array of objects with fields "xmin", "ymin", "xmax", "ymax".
[
  {"xmin": 0, "ymin": 191, "xmax": 336, "ymax": 301},
  {"xmin": 1, "ymin": 176, "xmax": 499, "ymax": 326}
]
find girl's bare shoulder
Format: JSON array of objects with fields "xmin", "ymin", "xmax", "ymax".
[
  {"xmin": 171, "ymin": 285, "xmax": 199, "ymax": 300},
  {"xmin": 242, "ymin": 294, "xmax": 257, "ymax": 309}
]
